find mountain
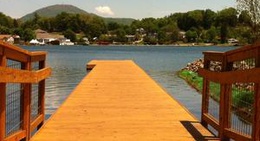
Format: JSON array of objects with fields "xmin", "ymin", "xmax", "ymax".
[
  {"xmin": 103, "ymin": 18, "xmax": 135, "ymax": 26},
  {"xmin": 20, "ymin": 4, "xmax": 90, "ymax": 21},
  {"xmin": 20, "ymin": 4, "xmax": 135, "ymax": 25}
]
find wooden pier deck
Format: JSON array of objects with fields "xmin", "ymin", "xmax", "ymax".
[{"xmin": 31, "ymin": 60, "xmax": 217, "ymax": 141}]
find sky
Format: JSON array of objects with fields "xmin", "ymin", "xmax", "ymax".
[{"xmin": 0, "ymin": 0, "xmax": 236, "ymax": 19}]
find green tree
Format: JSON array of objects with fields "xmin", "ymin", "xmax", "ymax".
[
  {"xmin": 68, "ymin": 14, "xmax": 83, "ymax": 33},
  {"xmin": 12, "ymin": 28, "xmax": 24, "ymax": 37},
  {"xmin": 237, "ymin": 0, "xmax": 260, "ymax": 41},
  {"xmin": 177, "ymin": 10, "xmax": 204, "ymax": 31},
  {"xmin": 22, "ymin": 28, "xmax": 35, "ymax": 42},
  {"xmin": 63, "ymin": 29, "xmax": 76, "ymax": 42},
  {"xmin": 38, "ymin": 18, "xmax": 52, "ymax": 31},
  {"xmin": 54, "ymin": 12, "xmax": 70, "ymax": 32},
  {"xmin": 0, "ymin": 12, "xmax": 13, "ymax": 28},
  {"xmin": 107, "ymin": 22, "xmax": 121, "ymax": 31},
  {"xmin": 115, "ymin": 28, "xmax": 127, "ymax": 42},
  {"xmin": 203, "ymin": 9, "xmax": 216, "ymax": 29},
  {"xmin": 216, "ymin": 8, "xmax": 238, "ymax": 27},
  {"xmin": 238, "ymin": 10, "xmax": 252, "ymax": 26},
  {"xmin": 141, "ymin": 18, "xmax": 159, "ymax": 34},
  {"xmin": 0, "ymin": 26, "xmax": 11, "ymax": 34},
  {"xmin": 215, "ymin": 8, "xmax": 238, "ymax": 43},
  {"xmin": 158, "ymin": 31, "xmax": 167, "ymax": 44},
  {"xmin": 206, "ymin": 26, "xmax": 218, "ymax": 42},
  {"xmin": 220, "ymin": 25, "xmax": 228, "ymax": 43},
  {"xmin": 13, "ymin": 19, "xmax": 19, "ymax": 28},
  {"xmin": 185, "ymin": 30, "xmax": 197, "ymax": 42},
  {"xmin": 171, "ymin": 28, "xmax": 180, "ymax": 43},
  {"xmin": 143, "ymin": 36, "xmax": 157, "ymax": 45}
]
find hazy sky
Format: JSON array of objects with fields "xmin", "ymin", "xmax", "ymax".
[{"xmin": 0, "ymin": 0, "xmax": 236, "ymax": 19}]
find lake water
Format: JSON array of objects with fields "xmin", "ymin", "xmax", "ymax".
[{"xmin": 23, "ymin": 45, "xmax": 234, "ymax": 120}]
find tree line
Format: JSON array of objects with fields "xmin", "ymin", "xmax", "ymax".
[{"xmin": 0, "ymin": 6, "xmax": 258, "ymax": 45}]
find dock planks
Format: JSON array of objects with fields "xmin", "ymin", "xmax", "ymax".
[{"xmin": 31, "ymin": 60, "xmax": 217, "ymax": 141}]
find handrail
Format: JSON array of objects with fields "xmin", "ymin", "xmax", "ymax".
[
  {"xmin": 0, "ymin": 67, "xmax": 51, "ymax": 83},
  {"xmin": 0, "ymin": 41, "xmax": 47, "ymax": 62},
  {"xmin": 200, "ymin": 43, "xmax": 260, "ymax": 141},
  {"xmin": 0, "ymin": 41, "xmax": 51, "ymax": 141},
  {"xmin": 198, "ymin": 68, "xmax": 260, "ymax": 84}
]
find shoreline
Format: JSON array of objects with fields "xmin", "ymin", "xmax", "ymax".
[{"xmin": 22, "ymin": 43, "xmax": 239, "ymax": 48}]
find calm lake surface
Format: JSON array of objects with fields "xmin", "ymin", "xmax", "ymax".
[{"xmin": 23, "ymin": 45, "xmax": 234, "ymax": 120}]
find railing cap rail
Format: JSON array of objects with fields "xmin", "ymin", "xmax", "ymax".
[
  {"xmin": 198, "ymin": 68, "xmax": 260, "ymax": 84},
  {"xmin": 0, "ymin": 41, "xmax": 47, "ymax": 57}
]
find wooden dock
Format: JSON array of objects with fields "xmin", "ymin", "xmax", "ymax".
[{"xmin": 31, "ymin": 60, "xmax": 217, "ymax": 141}]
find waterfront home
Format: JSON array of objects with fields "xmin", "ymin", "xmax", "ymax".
[
  {"xmin": 59, "ymin": 38, "xmax": 75, "ymax": 45},
  {"xmin": 228, "ymin": 38, "xmax": 239, "ymax": 44},
  {"xmin": 35, "ymin": 29, "xmax": 64, "ymax": 45},
  {"xmin": 0, "ymin": 34, "xmax": 20, "ymax": 44}
]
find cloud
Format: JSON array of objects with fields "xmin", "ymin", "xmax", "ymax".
[{"xmin": 95, "ymin": 6, "xmax": 114, "ymax": 16}]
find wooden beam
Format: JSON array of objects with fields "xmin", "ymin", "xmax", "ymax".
[
  {"xmin": 224, "ymin": 129, "xmax": 251, "ymax": 141},
  {"xmin": 0, "ymin": 41, "xmax": 30, "ymax": 55},
  {"xmin": 30, "ymin": 114, "xmax": 44, "ymax": 131},
  {"xmin": 86, "ymin": 64, "xmax": 96, "ymax": 71},
  {"xmin": 38, "ymin": 60, "xmax": 46, "ymax": 129},
  {"xmin": 202, "ymin": 113, "xmax": 220, "ymax": 131},
  {"xmin": 0, "ymin": 67, "xmax": 51, "ymax": 83},
  {"xmin": 0, "ymin": 46, "xmax": 3, "ymax": 55},
  {"xmin": 0, "ymin": 83, "xmax": 6, "ymax": 140},
  {"xmin": 198, "ymin": 68, "xmax": 260, "ymax": 84},
  {"xmin": 226, "ymin": 49, "xmax": 257, "ymax": 63},
  {"xmin": 5, "ymin": 47, "xmax": 29, "ymax": 63},
  {"xmin": 203, "ymin": 51, "xmax": 224, "ymax": 62},
  {"xmin": 0, "ymin": 55, "xmax": 6, "ymax": 140},
  {"xmin": 252, "ymin": 84, "xmax": 260, "ymax": 141},
  {"xmin": 0, "ymin": 41, "xmax": 47, "ymax": 63},
  {"xmin": 3, "ymin": 130, "xmax": 26, "ymax": 141},
  {"xmin": 21, "ymin": 61, "xmax": 31, "ymax": 141},
  {"xmin": 201, "ymin": 59, "xmax": 210, "ymax": 127},
  {"xmin": 31, "ymin": 52, "xmax": 47, "ymax": 62}
]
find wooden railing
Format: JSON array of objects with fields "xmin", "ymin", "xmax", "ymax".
[
  {"xmin": 199, "ymin": 43, "xmax": 260, "ymax": 141},
  {"xmin": 0, "ymin": 42, "xmax": 51, "ymax": 141}
]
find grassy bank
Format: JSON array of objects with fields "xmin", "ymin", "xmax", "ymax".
[
  {"xmin": 178, "ymin": 70, "xmax": 221, "ymax": 101},
  {"xmin": 178, "ymin": 69, "xmax": 254, "ymax": 122}
]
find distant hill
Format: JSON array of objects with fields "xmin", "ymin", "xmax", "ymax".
[
  {"xmin": 103, "ymin": 18, "xmax": 135, "ymax": 26},
  {"xmin": 20, "ymin": 4, "xmax": 135, "ymax": 25},
  {"xmin": 20, "ymin": 4, "xmax": 90, "ymax": 21}
]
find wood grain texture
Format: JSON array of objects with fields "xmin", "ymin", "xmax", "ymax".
[
  {"xmin": 31, "ymin": 60, "xmax": 215, "ymax": 141},
  {"xmin": 0, "ymin": 67, "xmax": 51, "ymax": 83}
]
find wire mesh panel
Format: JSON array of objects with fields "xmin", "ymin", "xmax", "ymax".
[
  {"xmin": 7, "ymin": 59, "xmax": 21, "ymax": 69},
  {"xmin": 232, "ymin": 58, "xmax": 255, "ymax": 71},
  {"xmin": 229, "ymin": 58, "xmax": 255, "ymax": 137},
  {"xmin": 209, "ymin": 61, "xmax": 222, "ymax": 72},
  {"xmin": 231, "ymin": 82, "xmax": 253, "ymax": 137},
  {"xmin": 208, "ymin": 81, "xmax": 221, "ymax": 122},
  {"xmin": 31, "ymin": 62, "xmax": 40, "ymax": 121},
  {"xmin": 5, "ymin": 83, "xmax": 23, "ymax": 136},
  {"xmin": 5, "ymin": 59, "xmax": 23, "ymax": 136},
  {"xmin": 31, "ymin": 84, "xmax": 40, "ymax": 121},
  {"xmin": 32, "ymin": 62, "xmax": 40, "ymax": 71}
]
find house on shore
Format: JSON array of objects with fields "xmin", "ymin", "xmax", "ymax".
[
  {"xmin": 35, "ymin": 29, "xmax": 65, "ymax": 45},
  {"xmin": 0, "ymin": 34, "xmax": 20, "ymax": 44}
]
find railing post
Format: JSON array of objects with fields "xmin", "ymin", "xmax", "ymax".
[
  {"xmin": 252, "ymin": 84, "xmax": 260, "ymax": 141},
  {"xmin": 21, "ymin": 60, "xmax": 32, "ymax": 141},
  {"xmin": 38, "ymin": 60, "xmax": 46, "ymax": 129},
  {"xmin": 218, "ymin": 56, "xmax": 232, "ymax": 141},
  {"xmin": 201, "ymin": 57, "xmax": 210, "ymax": 127},
  {"xmin": 0, "ymin": 54, "xmax": 7, "ymax": 141},
  {"xmin": 252, "ymin": 47, "xmax": 260, "ymax": 141}
]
